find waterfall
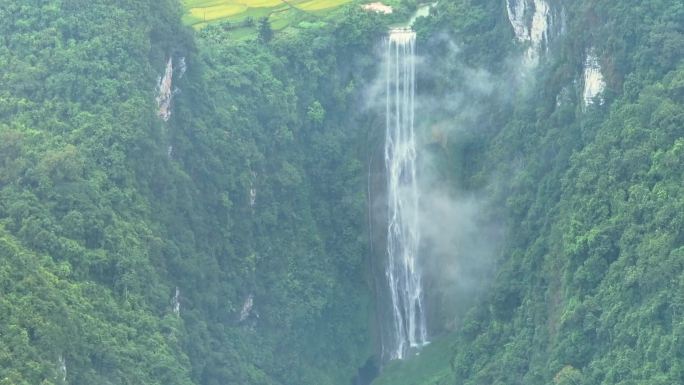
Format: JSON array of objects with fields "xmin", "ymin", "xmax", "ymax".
[{"xmin": 383, "ymin": 27, "xmax": 428, "ymax": 361}]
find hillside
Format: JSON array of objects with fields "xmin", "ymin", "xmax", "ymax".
[
  {"xmin": 374, "ymin": 0, "xmax": 684, "ymax": 383},
  {"xmin": 1, "ymin": 1, "xmax": 386, "ymax": 383}
]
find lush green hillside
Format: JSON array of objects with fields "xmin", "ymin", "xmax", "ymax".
[
  {"xmin": 1, "ymin": 1, "xmax": 194, "ymax": 383},
  {"xmin": 375, "ymin": 0, "xmax": 684, "ymax": 384},
  {"xmin": 165, "ymin": 9, "xmax": 391, "ymax": 384},
  {"xmin": 0, "ymin": 1, "xmax": 389, "ymax": 384}
]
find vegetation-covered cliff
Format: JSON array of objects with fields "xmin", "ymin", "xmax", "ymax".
[
  {"xmin": 377, "ymin": 0, "xmax": 684, "ymax": 384},
  {"xmin": 1, "ymin": 1, "xmax": 385, "ymax": 383}
]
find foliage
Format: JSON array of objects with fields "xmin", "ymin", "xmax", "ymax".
[
  {"xmin": 0, "ymin": 1, "xmax": 386, "ymax": 384},
  {"xmin": 257, "ymin": 17, "xmax": 273, "ymax": 42},
  {"xmin": 2, "ymin": 0, "xmax": 682, "ymax": 385},
  {"xmin": 376, "ymin": 0, "xmax": 683, "ymax": 384}
]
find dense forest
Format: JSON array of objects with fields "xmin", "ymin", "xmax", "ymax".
[{"xmin": 0, "ymin": 0, "xmax": 682, "ymax": 385}]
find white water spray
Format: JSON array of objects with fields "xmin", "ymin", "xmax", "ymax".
[{"xmin": 383, "ymin": 27, "xmax": 428, "ymax": 360}]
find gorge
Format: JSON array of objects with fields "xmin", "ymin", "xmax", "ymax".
[{"xmin": 0, "ymin": 1, "xmax": 682, "ymax": 385}]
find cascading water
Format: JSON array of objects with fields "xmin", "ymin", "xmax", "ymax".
[{"xmin": 382, "ymin": 27, "xmax": 428, "ymax": 361}]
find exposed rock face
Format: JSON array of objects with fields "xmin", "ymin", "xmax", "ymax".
[
  {"xmin": 362, "ymin": 2, "xmax": 393, "ymax": 14},
  {"xmin": 172, "ymin": 287, "xmax": 181, "ymax": 316},
  {"xmin": 249, "ymin": 187, "xmax": 256, "ymax": 208},
  {"xmin": 157, "ymin": 57, "xmax": 173, "ymax": 121},
  {"xmin": 582, "ymin": 50, "xmax": 606, "ymax": 106},
  {"xmin": 506, "ymin": 0, "xmax": 554, "ymax": 66},
  {"xmin": 249, "ymin": 171, "xmax": 257, "ymax": 209},
  {"xmin": 506, "ymin": 0, "xmax": 530, "ymax": 42},
  {"xmin": 58, "ymin": 355, "xmax": 67, "ymax": 382},
  {"xmin": 239, "ymin": 294, "xmax": 254, "ymax": 322}
]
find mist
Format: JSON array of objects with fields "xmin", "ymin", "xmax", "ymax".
[
  {"xmin": 412, "ymin": 39, "xmax": 507, "ymax": 333},
  {"xmin": 365, "ymin": 30, "xmax": 530, "ymax": 340}
]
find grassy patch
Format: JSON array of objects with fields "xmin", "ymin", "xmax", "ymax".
[
  {"xmin": 371, "ymin": 334, "xmax": 455, "ymax": 385},
  {"xmin": 187, "ymin": 4, "xmax": 248, "ymax": 22},
  {"xmin": 297, "ymin": 0, "xmax": 349, "ymax": 11}
]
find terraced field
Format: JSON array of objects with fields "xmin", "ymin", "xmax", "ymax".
[{"xmin": 182, "ymin": 0, "xmax": 353, "ymax": 29}]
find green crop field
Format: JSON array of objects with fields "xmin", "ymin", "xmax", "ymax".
[
  {"xmin": 181, "ymin": 0, "xmax": 353, "ymax": 29},
  {"xmin": 297, "ymin": 0, "xmax": 348, "ymax": 11}
]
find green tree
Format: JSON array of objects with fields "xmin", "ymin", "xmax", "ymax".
[{"xmin": 257, "ymin": 17, "xmax": 273, "ymax": 43}]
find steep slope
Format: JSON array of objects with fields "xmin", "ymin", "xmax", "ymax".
[
  {"xmin": 1, "ymin": 1, "xmax": 195, "ymax": 383},
  {"xmin": 374, "ymin": 0, "xmax": 683, "ymax": 384},
  {"xmin": 2, "ymin": 0, "xmax": 682, "ymax": 385},
  {"xmin": 0, "ymin": 1, "xmax": 388, "ymax": 384},
  {"xmin": 162, "ymin": 10, "xmax": 390, "ymax": 384}
]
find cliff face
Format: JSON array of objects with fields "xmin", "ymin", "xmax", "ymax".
[
  {"xmin": 0, "ymin": 2, "xmax": 197, "ymax": 384},
  {"xmin": 0, "ymin": 2, "xmax": 384, "ymax": 385},
  {"xmin": 505, "ymin": 0, "xmax": 555, "ymax": 65},
  {"xmin": 374, "ymin": 0, "xmax": 684, "ymax": 384}
]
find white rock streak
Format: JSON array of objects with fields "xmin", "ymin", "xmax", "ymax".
[
  {"xmin": 58, "ymin": 355, "xmax": 67, "ymax": 382},
  {"xmin": 239, "ymin": 294, "xmax": 254, "ymax": 322},
  {"xmin": 157, "ymin": 57, "xmax": 174, "ymax": 121},
  {"xmin": 583, "ymin": 50, "xmax": 606, "ymax": 106},
  {"xmin": 506, "ymin": 0, "xmax": 552, "ymax": 66},
  {"xmin": 172, "ymin": 287, "xmax": 181, "ymax": 316}
]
